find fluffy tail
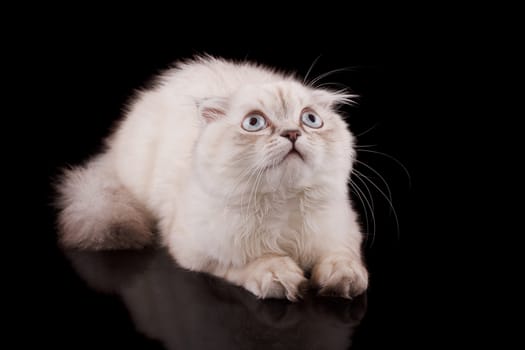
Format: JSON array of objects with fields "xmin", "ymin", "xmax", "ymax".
[{"xmin": 56, "ymin": 156, "xmax": 155, "ymax": 250}]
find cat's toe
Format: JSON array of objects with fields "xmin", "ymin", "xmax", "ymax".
[
  {"xmin": 244, "ymin": 256, "xmax": 307, "ymax": 302},
  {"xmin": 312, "ymin": 256, "xmax": 368, "ymax": 299}
]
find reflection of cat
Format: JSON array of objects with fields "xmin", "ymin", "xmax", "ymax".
[
  {"xmin": 65, "ymin": 249, "xmax": 367, "ymax": 350},
  {"xmin": 57, "ymin": 57, "xmax": 368, "ymax": 299}
]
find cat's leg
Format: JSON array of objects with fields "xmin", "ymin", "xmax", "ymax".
[
  {"xmin": 218, "ymin": 255, "xmax": 308, "ymax": 301},
  {"xmin": 167, "ymin": 229, "xmax": 307, "ymax": 301},
  {"xmin": 173, "ymin": 249, "xmax": 308, "ymax": 301},
  {"xmin": 310, "ymin": 204, "xmax": 369, "ymax": 299}
]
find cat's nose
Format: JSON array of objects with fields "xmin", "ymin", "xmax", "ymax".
[{"xmin": 280, "ymin": 129, "xmax": 302, "ymax": 143}]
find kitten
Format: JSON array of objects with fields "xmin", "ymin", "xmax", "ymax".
[{"xmin": 57, "ymin": 56, "xmax": 368, "ymax": 300}]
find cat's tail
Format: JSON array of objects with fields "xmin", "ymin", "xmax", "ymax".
[{"xmin": 55, "ymin": 156, "xmax": 155, "ymax": 250}]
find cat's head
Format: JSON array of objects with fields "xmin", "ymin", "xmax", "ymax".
[{"xmin": 193, "ymin": 81, "xmax": 355, "ymax": 195}]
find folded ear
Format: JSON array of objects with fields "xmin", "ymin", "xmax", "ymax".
[
  {"xmin": 198, "ymin": 97, "xmax": 229, "ymax": 123},
  {"xmin": 311, "ymin": 89, "xmax": 358, "ymax": 109}
]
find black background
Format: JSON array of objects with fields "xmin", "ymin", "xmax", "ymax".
[{"xmin": 14, "ymin": 13, "xmax": 480, "ymax": 348}]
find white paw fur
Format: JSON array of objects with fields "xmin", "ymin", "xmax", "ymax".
[
  {"xmin": 229, "ymin": 256, "xmax": 308, "ymax": 301},
  {"xmin": 312, "ymin": 256, "xmax": 369, "ymax": 299}
]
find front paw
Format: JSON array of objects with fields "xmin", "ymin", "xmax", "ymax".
[
  {"xmin": 242, "ymin": 256, "xmax": 307, "ymax": 302},
  {"xmin": 311, "ymin": 256, "xmax": 368, "ymax": 299}
]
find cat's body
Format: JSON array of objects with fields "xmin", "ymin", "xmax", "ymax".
[{"xmin": 57, "ymin": 57, "xmax": 368, "ymax": 300}]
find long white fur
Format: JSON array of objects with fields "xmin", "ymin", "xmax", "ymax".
[{"xmin": 57, "ymin": 57, "xmax": 368, "ymax": 300}]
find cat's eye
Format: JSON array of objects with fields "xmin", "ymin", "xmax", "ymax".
[
  {"xmin": 241, "ymin": 113, "xmax": 267, "ymax": 132},
  {"xmin": 301, "ymin": 110, "xmax": 323, "ymax": 129}
]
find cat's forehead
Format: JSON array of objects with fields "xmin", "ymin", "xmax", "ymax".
[{"xmin": 233, "ymin": 81, "xmax": 311, "ymax": 118}]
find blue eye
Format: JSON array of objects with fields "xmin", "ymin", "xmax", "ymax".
[
  {"xmin": 242, "ymin": 114, "xmax": 267, "ymax": 131},
  {"xmin": 301, "ymin": 111, "xmax": 323, "ymax": 128}
]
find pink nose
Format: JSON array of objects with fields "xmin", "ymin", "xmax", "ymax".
[{"xmin": 280, "ymin": 129, "xmax": 301, "ymax": 143}]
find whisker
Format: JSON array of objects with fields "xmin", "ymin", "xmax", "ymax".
[
  {"xmin": 354, "ymin": 160, "xmax": 393, "ymax": 211},
  {"xmin": 357, "ymin": 149, "xmax": 412, "ymax": 188},
  {"xmin": 249, "ymin": 166, "xmax": 265, "ymax": 222},
  {"xmin": 222, "ymin": 156, "xmax": 262, "ymax": 207},
  {"xmin": 351, "ymin": 172, "xmax": 377, "ymax": 245},
  {"xmin": 308, "ymin": 67, "xmax": 358, "ymax": 87},
  {"xmin": 355, "ymin": 123, "xmax": 379, "ymax": 138},
  {"xmin": 352, "ymin": 170, "xmax": 375, "ymax": 211},
  {"xmin": 354, "ymin": 144, "xmax": 378, "ymax": 149},
  {"xmin": 315, "ymin": 82, "xmax": 350, "ymax": 91},
  {"xmin": 239, "ymin": 164, "xmax": 263, "ymax": 221},
  {"xmin": 354, "ymin": 168, "xmax": 400, "ymax": 239},
  {"xmin": 349, "ymin": 181, "xmax": 369, "ymax": 235},
  {"xmin": 245, "ymin": 160, "xmax": 263, "ymax": 222},
  {"xmin": 350, "ymin": 179, "xmax": 376, "ymax": 247},
  {"xmin": 303, "ymin": 54, "xmax": 322, "ymax": 85}
]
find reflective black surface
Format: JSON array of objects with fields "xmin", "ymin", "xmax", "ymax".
[{"xmin": 62, "ymin": 248, "xmax": 368, "ymax": 349}]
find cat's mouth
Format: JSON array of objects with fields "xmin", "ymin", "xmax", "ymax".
[
  {"xmin": 269, "ymin": 147, "xmax": 305, "ymax": 170},
  {"xmin": 284, "ymin": 147, "xmax": 304, "ymax": 161}
]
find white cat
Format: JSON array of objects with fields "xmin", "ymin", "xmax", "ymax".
[{"xmin": 57, "ymin": 56, "xmax": 368, "ymax": 300}]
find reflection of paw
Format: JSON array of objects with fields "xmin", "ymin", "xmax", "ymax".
[
  {"xmin": 243, "ymin": 256, "xmax": 307, "ymax": 302},
  {"xmin": 311, "ymin": 256, "xmax": 368, "ymax": 299}
]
